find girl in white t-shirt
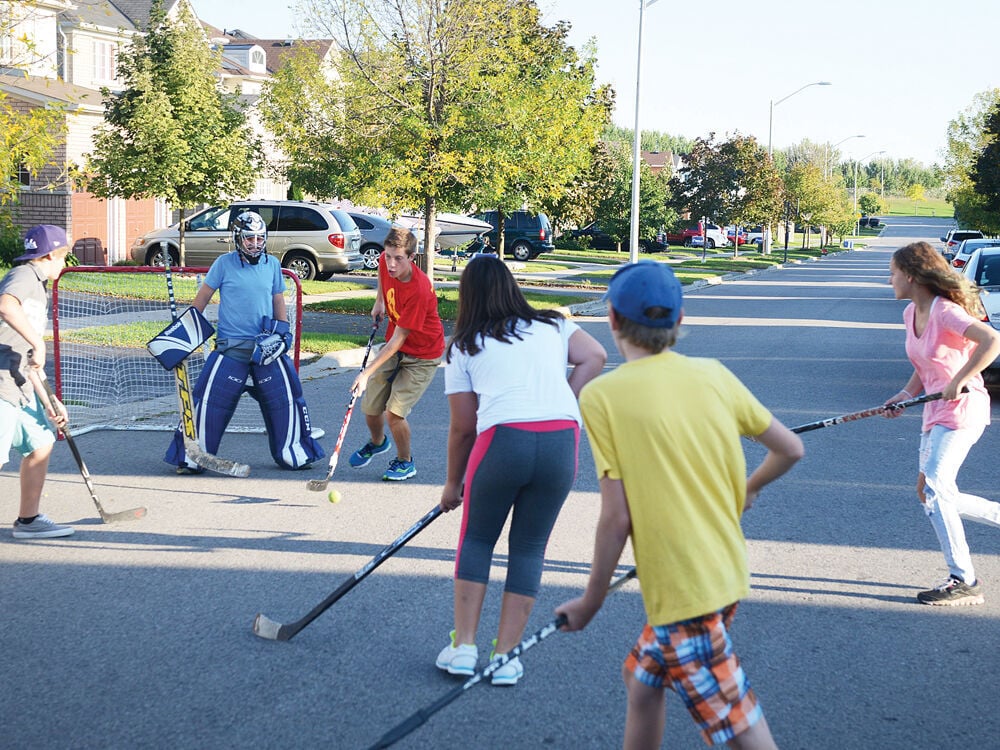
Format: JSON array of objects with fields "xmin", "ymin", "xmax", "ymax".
[
  {"xmin": 434, "ymin": 256, "xmax": 606, "ymax": 685},
  {"xmin": 885, "ymin": 241, "xmax": 1000, "ymax": 606}
]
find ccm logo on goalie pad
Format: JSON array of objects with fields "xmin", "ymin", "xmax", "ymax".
[{"xmin": 147, "ymin": 306, "xmax": 215, "ymax": 370}]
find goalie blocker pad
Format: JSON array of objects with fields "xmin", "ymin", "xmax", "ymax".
[{"xmin": 147, "ymin": 306, "xmax": 215, "ymax": 370}]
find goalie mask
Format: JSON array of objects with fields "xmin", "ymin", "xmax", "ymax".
[{"xmin": 233, "ymin": 210, "xmax": 268, "ymax": 265}]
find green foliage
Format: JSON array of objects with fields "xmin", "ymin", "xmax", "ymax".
[
  {"xmin": 858, "ymin": 193, "xmax": 884, "ymax": 216},
  {"xmin": 85, "ymin": 0, "xmax": 261, "ymax": 264},
  {"xmin": 603, "ymin": 124, "xmax": 693, "ymax": 155},
  {"xmin": 0, "ymin": 89, "xmax": 68, "ymax": 207},
  {"xmin": 586, "ymin": 142, "xmax": 674, "ymax": 246},
  {"xmin": 0, "ymin": 213, "xmax": 23, "ymax": 266},
  {"xmin": 265, "ymin": 0, "xmax": 608, "ymax": 271},
  {"xmin": 670, "ymin": 133, "xmax": 782, "ymax": 228}
]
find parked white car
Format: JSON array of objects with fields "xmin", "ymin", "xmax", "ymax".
[{"xmin": 960, "ymin": 245, "xmax": 1000, "ymax": 381}]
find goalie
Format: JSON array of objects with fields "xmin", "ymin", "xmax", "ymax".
[{"xmin": 156, "ymin": 210, "xmax": 325, "ymax": 473}]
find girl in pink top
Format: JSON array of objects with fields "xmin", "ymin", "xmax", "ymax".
[{"xmin": 885, "ymin": 241, "xmax": 1000, "ymax": 606}]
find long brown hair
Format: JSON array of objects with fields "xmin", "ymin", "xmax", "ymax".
[
  {"xmin": 892, "ymin": 241, "xmax": 984, "ymax": 317},
  {"xmin": 446, "ymin": 256, "xmax": 562, "ymax": 361}
]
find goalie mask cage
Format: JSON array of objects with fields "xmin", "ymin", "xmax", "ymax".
[{"xmin": 52, "ymin": 265, "xmax": 303, "ymax": 437}]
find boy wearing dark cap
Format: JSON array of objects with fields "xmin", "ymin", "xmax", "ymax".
[
  {"xmin": 556, "ymin": 261, "xmax": 804, "ymax": 748},
  {"xmin": 0, "ymin": 225, "xmax": 73, "ymax": 538}
]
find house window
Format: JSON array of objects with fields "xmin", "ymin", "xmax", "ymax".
[
  {"xmin": 251, "ymin": 49, "xmax": 264, "ymax": 66},
  {"xmin": 17, "ymin": 163, "xmax": 31, "ymax": 187},
  {"xmin": 93, "ymin": 40, "xmax": 117, "ymax": 83}
]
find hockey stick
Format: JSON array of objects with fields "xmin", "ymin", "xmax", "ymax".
[
  {"xmin": 367, "ymin": 567, "xmax": 638, "ymax": 750},
  {"xmin": 35, "ymin": 373, "xmax": 146, "ymax": 523},
  {"xmin": 306, "ymin": 320, "xmax": 381, "ymax": 492},
  {"xmin": 163, "ymin": 259, "xmax": 250, "ymax": 478},
  {"xmin": 790, "ymin": 390, "xmax": 959, "ymax": 434},
  {"xmin": 253, "ymin": 504, "xmax": 443, "ymax": 641}
]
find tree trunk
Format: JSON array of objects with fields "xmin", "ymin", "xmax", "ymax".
[{"xmin": 178, "ymin": 207, "xmax": 187, "ymax": 267}]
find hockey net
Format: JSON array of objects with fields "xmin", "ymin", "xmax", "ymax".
[{"xmin": 52, "ymin": 265, "xmax": 303, "ymax": 436}]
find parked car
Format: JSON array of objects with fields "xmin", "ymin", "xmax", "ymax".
[
  {"xmin": 664, "ymin": 222, "xmax": 729, "ymax": 249},
  {"xmin": 959, "ymin": 245, "xmax": 1000, "ymax": 381},
  {"xmin": 950, "ymin": 238, "xmax": 1000, "ymax": 269},
  {"xmin": 130, "ymin": 200, "xmax": 364, "ymax": 280},
  {"xmin": 348, "ymin": 211, "xmax": 394, "ymax": 270},
  {"xmin": 725, "ymin": 226, "xmax": 747, "ymax": 246},
  {"xmin": 570, "ymin": 222, "xmax": 664, "ymax": 252},
  {"xmin": 470, "ymin": 210, "xmax": 555, "ymax": 261},
  {"xmin": 941, "ymin": 229, "xmax": 984, "ymax": 258}
]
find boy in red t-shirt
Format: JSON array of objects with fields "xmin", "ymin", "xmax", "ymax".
[{"xmin": 349, "ymin": 227, "xmax": 445, "ymax": 481}]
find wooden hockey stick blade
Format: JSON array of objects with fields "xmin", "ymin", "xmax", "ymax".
[
  {"xmin": 99, "ymin": 506, "xmax": 148, "ymax": 523},
  {"xmin": 184, "ymin": 437, "xmax": 250, "ymax": 478},
  {"xmin": 253, "ymin": 505, "xmax": 444, "ymax": 641}
]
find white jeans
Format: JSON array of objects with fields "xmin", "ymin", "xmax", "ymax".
[{"xmin": 919, "ymin": 424, "xmax": 1000, "ymax": 584}]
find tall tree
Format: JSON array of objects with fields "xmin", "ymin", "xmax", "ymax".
[
  {"xmin": 263, "ymin": 0, "xmax": 608, "ymax": 275},
  {"xmin": 589, "ymin": 141, "xmax": 674, "ymax": 251},
  {"xmin": 971, "ymin": 104, "xmax": 1000, "ymax": 232},
  {"xmin": 0, "ymin": 1, "xmax": 68, "ymax": 258},
  {"xmin": 669, "ymin": 133, "xmax": 782, "ymax": 249},
  {"xmin": 85, "ymin": 0, "xmax": 261, "ymax": 265},
  {"xmin": 943, "ymin": 89, "xmax": 1000, "ymax": 229}
]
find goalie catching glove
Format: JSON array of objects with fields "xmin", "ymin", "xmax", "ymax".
[
  {"xmin": 251, "ymin": 318, "xmax": 293, "ymax": 367},
  {"xmin": 147, "ymin": 306, "xmax": 215, "ymax": 370}
]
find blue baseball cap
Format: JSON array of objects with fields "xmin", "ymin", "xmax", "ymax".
[
  {"xmin": 606, "ymin": 261, "xmax": 683, "ymax": 329},
  {"xmin": 17, "ymin": 225, "xmax": 70, "ymax": 262}
]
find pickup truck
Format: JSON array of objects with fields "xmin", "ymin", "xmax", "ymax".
[{"xmin": 665, "ymin": 222, "xmax": 729, "ymax": 249}]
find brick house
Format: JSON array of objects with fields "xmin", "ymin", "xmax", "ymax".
[{"xmin": 1, "ymin": 1, "xmax": 330, "ymax": 263}]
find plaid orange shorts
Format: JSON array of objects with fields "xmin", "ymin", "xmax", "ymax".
[{"xmin": 624, "ymin": 603, "xmax": 762, "ymax": 746}]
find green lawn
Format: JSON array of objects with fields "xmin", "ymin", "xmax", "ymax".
[{"xmin": 885, "ymin": 195, "xmax": 953, "ymax": 218}]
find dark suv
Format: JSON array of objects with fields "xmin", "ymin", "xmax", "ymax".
[
  {"xmin": 470, "ymin": 210, "xmax": 555, "ymax": 261},
  {"xmin": 130, "ymin": 200, "xmax": 364, "ymax": 280}
]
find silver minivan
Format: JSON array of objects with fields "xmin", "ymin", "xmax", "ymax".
[{"xmin": 130, "ymin": 200, "xmax": 364, "ymax": 280}]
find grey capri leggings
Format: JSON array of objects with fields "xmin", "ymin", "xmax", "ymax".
[{"xmin": 454, "ymin": 419, "xmax": 579, "ymax": 598}]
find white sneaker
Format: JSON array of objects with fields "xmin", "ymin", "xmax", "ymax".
[
  {"xmin": 435, "ymin": 630, "xmax": 478, "ymax": 676},
  {"xmin": 13, "ymin": 514, "xmax": 74, "ymax": 540},
  {"xmin": 490, "ymin": 654, "xmax": 524, "ymax": 686}
]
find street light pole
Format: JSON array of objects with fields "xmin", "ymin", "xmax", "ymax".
[
  {"xmin": 629, "ymin": 0, "xmax": 659, "ymax": 264},
  {"xmin": 764, "ymin": 80, "xmax": 831, "ymax": 254},
  {"xmin": 825, "ymin": 134, "xmax": 864, "ymax": 180}
]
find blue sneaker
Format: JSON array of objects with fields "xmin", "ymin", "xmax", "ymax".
[
  {"xmin": 383, "ymin": 457, "xmax": 416, "ymax": 481},
  {"xmin": 349, "ymin": 437, "xmax": 391, "ymax": 468}
]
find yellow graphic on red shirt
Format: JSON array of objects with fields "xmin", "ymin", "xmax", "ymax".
[{"xmin": 386, "ymin": 287, "xmax": 399, "ymax": 322}]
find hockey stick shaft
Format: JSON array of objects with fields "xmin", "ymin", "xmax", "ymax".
[
  {"xmin": 790, "ymin": 391, "xmax": 954, "ymax": 434},
  {"xmin": 306, "ymin": 321, "xmax": 381, "ymax": 492},
  {"xmin": 163, "ymin": 260, "xmax": 250, "ymax": 478},
  {"xmin": 253, "ymin": 504, "xmax": 444, "ymax": 641},
  {"xmin": 368, "ymin": 567, "xmax": 638, "ymax": 750},
  {"xmin": 36, "ymin": 374, "xmax": 146, "ymax": 523}
]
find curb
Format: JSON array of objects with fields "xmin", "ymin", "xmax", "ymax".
[{"xmin": 302, "ymin": 250, "xmax": 852, "ymax": 374}]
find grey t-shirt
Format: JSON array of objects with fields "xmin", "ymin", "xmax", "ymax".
[{"xmin": 0, "ymin": 263, "xmax": 48, "ymax": 406}]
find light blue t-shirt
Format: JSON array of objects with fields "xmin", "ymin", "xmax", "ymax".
[{"xmin": 204, "ymin": 252, "xmax": 285, "ymax": 340}]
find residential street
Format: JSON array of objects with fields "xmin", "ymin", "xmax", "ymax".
[{"xmin": 3, "ymin": 215, "xmax": 999, "ymax": 750}]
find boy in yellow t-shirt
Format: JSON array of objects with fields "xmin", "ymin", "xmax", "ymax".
[{"xmin": 556, "ymin": 261, "xmax": 804, "ymax": 749}]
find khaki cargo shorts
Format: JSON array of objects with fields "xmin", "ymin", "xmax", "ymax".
[{"xmin": 361, "ymin": 352, "xmax": 441, "ymax": 419}]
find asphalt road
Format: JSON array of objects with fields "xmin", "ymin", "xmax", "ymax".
[{"xmin": 3, "ymin": 215, "xmax": 999, "ymax": 749}]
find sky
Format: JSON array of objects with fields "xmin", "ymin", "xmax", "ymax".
[{"xmin": 191, "ymin": 0, "xmax": 1000, "ymax": 167}]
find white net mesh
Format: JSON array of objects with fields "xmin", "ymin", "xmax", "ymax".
[{"xmin": 52, "ymin": 265, "xmax": 302, "ymax": 436}]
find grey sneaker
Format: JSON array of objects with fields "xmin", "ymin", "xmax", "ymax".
[
  {"xmin": 917, "ymin": 576, "xmax": 984, "ymax": 606},
  {"xmin": 13, "ymin": 514, "xmax": 74, "ymax": 540}
]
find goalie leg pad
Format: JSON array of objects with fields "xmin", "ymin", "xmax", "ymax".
[
  {"xmin": 248, "ymin": 357, "xmax": 325, "ymax": 469},
  {"xmin": 164, "ymin": 352, "xmax": 249, "ymax": 467}
]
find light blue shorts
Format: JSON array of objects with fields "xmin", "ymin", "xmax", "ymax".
[{"xmin": 0, "ymin": 394, "xmax": 56, "ymax": 464}]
